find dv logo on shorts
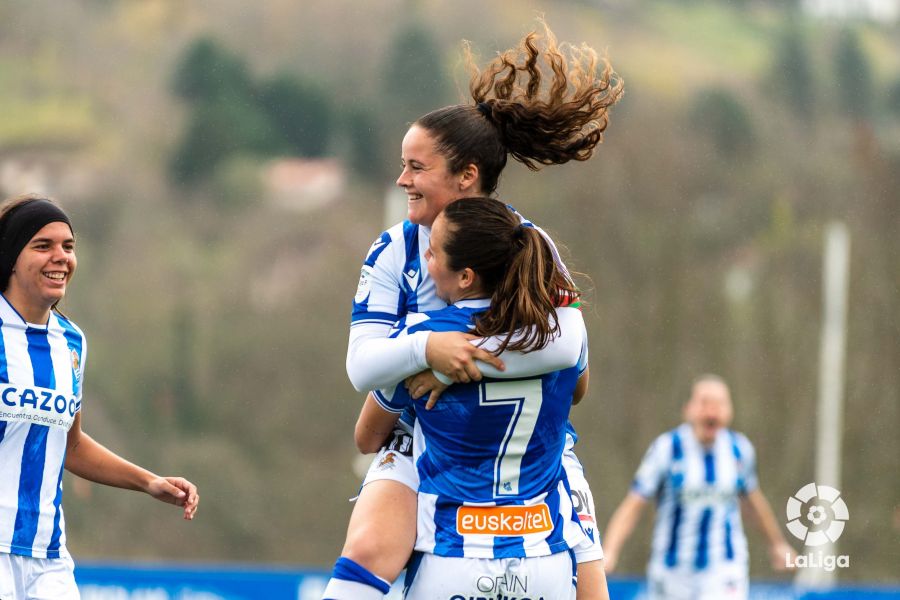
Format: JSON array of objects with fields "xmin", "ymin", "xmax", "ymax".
[{"xmin": 785, "ymin": 483, "xmax": 849, "ymax": 546}]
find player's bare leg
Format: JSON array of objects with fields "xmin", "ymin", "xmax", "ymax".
[
  {"xmin": 577, "ymin": 559, "xmax": 611, "ymax": 600},
  {"xmin": 322, "ymin": 478, "xmax": 417, "ymax": 599},
  {"xmin": 343, "ymin": 479, "xmax": 417, "ymax": 578}
]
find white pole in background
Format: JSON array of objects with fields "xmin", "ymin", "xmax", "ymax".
[{"xmin": 800, "ymin": 221, "xmax": 850, "ymax": 589}]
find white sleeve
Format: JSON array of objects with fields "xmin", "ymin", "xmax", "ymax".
[
  {"xmin": 346, "ymin": 322, "xmax": 431, "ymax": 392},
  {"xmin": 737, "ymin": 434, "xmax": 759, "ymax": 495},
  {"xmin": 472, "ymin": 307, "xmax": 586, "ymax": 379}
]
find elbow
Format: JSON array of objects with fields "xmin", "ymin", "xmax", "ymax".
[
  {"xmin": 345, "ymin": 356, "xmax": 368, "ymax": 393},
  {"xmin": 355, "ymin": 437, "xmax": 382, "ymax": 455},
  {"xmin": 354, "ymin": 422, "xmax": 383, "ymax": 455}
]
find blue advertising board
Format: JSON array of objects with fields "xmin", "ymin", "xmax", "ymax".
[{"xmin": 75, "ymin": 562, "xmax": 899, "ymax": 600}]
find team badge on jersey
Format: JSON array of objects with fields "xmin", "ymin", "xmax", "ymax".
[{"xmin": 71, "ymin": 349, "xmax": 80, "ymax": 373}]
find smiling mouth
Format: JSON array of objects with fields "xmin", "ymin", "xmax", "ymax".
[{"xmin": 43, "ymin": 272, "xmax": 67, "ymax": 282}]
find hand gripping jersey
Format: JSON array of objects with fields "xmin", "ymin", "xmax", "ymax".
[
  {"xmin": 349, "ymin": 205, "xmax": 585, "ymax": 441},
  {"xmin": 373, "ymin": 299, "xmax": 589, "ymax": 559},
  {"xmin": 0, "ymin": 296, "xmax": 85, "ymax": 559},
  {"xmin": 631, "ymin": 423, "xmax": 758, "ymax": 574}
]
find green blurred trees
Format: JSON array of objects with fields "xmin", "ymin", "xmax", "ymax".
[
  {"xmin": 169, "ymin": 37, "xmax": 334, "ymax": 185},
  {"xmin": 833, "ymin": 28, "xmax": 874, "ymax": 120},
  {"xmin": 887, "ymin": 77, "xmax": 900, "ymax": 117},
  {"xmin": 380, "ymin": 21, "xmax": 449, "ymax": 127},
  {"xmin": 689, "ymin": 87, "xmax": 756, "ymax": 157},
  {"xmin": 258, "ymin": 74, "xmax": 333, "ymax": 158},
  {"xmin": 771, "ymin": 19, "xmax": 816, "ymax": 124}
]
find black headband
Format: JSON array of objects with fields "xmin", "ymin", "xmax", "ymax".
[{"xmin": 0, "ymin": 199, "xmax": 73, "ymax": 291}]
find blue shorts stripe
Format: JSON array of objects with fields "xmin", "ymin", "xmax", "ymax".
[{"xmin": 402, "ymin": 551, "xmax": 425, "ymax": 596}]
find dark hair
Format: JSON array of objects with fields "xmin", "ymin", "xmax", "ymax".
[
  {"xmin": 416, "ymin": 20, "xmax": 624, "ymax": 195},
  {"xmin": 440, "ymin": 197, "xmax": 578, "ymax": 354}
]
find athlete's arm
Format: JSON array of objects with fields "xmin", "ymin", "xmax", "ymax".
[
  {"xmin": 474, "ymin": 307, "xmax": 587, "ymax": 378},
  {"xmin": 410, "ymin": 307, "xmax": 588, "ymax": 406},
  {"xmin": 347, "ymin": 322, "xmax": 432, "ymax": 392},
  {"xmin": 349, "ymin": 323, "xmax": 508, "ymax": 392},
  {"xmin": 354, "ymin": 392, "xmax": 402, "ymax": 454},
  {"xmin": 741, "ymin": 489, "xmax": 796, "ymax": 571},
  {"xmin": 65, "ymin": 413, "xmax": 199, "ymax": 520},
  {"xmin": 601, "ymin": 491, "xmax": 647, "ymax": 573}
]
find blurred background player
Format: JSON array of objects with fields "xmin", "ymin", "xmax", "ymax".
[
  {"xmin": 324, "ymin": 20, "xmax": 622, "ymax": 600},
  {"xmin": 601, "ymin": 374, "xmax": 795, "ymax": 600},
  {"xmin": 0, "ymin": 195, "xmax": 199, "ymax": 600},
  {"xmin": 353, "ymin": 197, "xmax": 606, "ymax": 599}
]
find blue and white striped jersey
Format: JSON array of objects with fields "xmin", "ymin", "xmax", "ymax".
[
  {"xmin": 0, "ymin": 295, "xmax": 85, "ymax": 559},
  {"xmin": 351, "ymin": 220, "xmax": 442, "ymax": 328},
  {"xmin": 374, "ymin": 299, "xmax": 589, "ymax": 559},
  {"xmin": 350, "ymin": 207, "xmax": 584, "ymax": 440},
  {"xmin": 631, "ymin": 423, "xmax": 758, "ymax": 573},
  {"xmin": 351, "ymin": 206, "xmax": 570, "ymax": 329}
]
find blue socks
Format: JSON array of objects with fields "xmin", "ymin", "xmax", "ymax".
[{"xmin": 321, "ymin": 557, "xmax": 391, "ymax": 600}]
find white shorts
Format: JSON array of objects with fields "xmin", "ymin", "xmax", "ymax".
[
  {"xmin": 647, "ymin": 562, "xmax": 748, "ymax": 600},
  {"xmin": 361, "ymin": 431, "xmax": 604, "ymax": 564},
  {"xmin": 562, "ymin": 448, "xmax": 604, "ymax": 563},
  {"xmin": 404, "ymin": 552, "xmax": 576, "ymax": 600},
  {"xmin": 360, "ymin": 426, "xmax": 418, "ymax": 492},
  {"xmin": 0, "ymin": 553, "xmax": 80, "ymax": 600}
]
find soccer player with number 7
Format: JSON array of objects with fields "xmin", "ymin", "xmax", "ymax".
[
  {"xmin": 355, "ymin": 197, "xmax": 596, "ymax": 598},
  {"xmin": 322, "ymin": 20, "xmax": 623, "ymax": 600}
]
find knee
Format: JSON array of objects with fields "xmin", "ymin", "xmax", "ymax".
[{"xmin": 342, "ymin": 520, "xmax": 388, "ymax": 564}]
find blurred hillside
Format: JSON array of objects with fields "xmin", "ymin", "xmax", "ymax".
[{"xmin": 1, "ymin": 0, "xmax": 898, "ymax": 583}]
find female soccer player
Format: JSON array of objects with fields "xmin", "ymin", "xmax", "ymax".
[
  {"xmin": 326, "ymin": 21, "xmax": 623, "ymax": 600},
  {"xmin": 602, "ymin": 375, "xmax": 796, "ymax": 600},
  {"xmin": 0, "ymin": 195, "xmax": 199, "ymax": 599},
  {"xmin": 362, "ymin": 197, "xmax": 606, "ymax": 598}
]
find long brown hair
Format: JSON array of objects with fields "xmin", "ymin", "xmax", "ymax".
[
  {"xmin": 416, "ymin": 19, "xmax": 623, "ymax": 194},
  {"xmin": 440, "ymin": 197, "xmax": 578, "ymax": 354}
]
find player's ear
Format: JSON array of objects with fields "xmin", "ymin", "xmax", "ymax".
[
  {"xmin": 458, "ymin": 267, "xmax": 477, "ymax": 290},
  {"xmin": 458, "ymin": 164, "xmax": 479, "ymax": 192}
]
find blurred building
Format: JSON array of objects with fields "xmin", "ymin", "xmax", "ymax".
[
  {"xmin": 264, "ymin": 158, "xmax": 345, "ymax": 212},
  {"xmin": 803, "ymin": 0, "xmax": 900, "ymax": 21}
]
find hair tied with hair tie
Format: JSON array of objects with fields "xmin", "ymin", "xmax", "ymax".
[
  {"xmin": 512, "ymin": 220, "xmax": 533, "ymax": 242},
  {"xmin": 476, "ymin": 102, "xmax": 492, "ymax": 119}
]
